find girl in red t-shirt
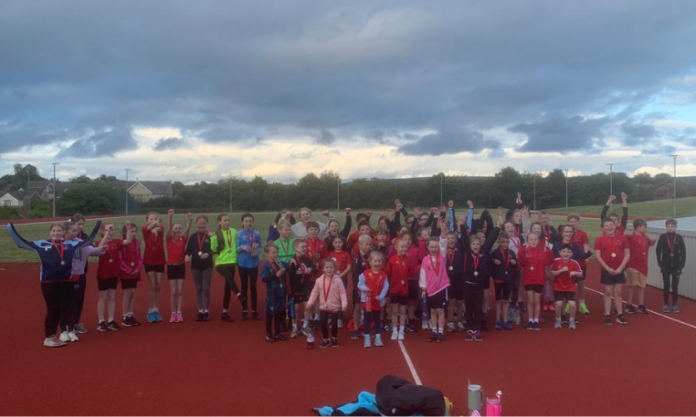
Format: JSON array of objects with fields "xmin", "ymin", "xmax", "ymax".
[
  {"xmin": 326, "ymin": 235, "xmax": 352, "ymax": 329},
  {"xmin": 166, "ymin": 210, "xmax": 192, "ymax": 323},
  {"xmin": 119, "ymin": 222, "xmax": 142, "ymax": 327},
  {"xmin": 594, "ymin": 218, "xmax": 630, "ymax": 326},
  {"xmin": 143, "ymin": 211, "xmax": 166, "ymax": 323},
  {"xmin": 96, "ymin": 222, "xmax": 133, "ymax": 332}
]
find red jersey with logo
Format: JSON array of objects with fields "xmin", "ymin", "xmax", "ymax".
[
  {"xmin": 167, "ymin": 235, "xmax": 187, "ymax": 264},
  {"xmin": 119, "ymin": 238, "xmax": 142, "ymax": 280},
  {"xmin": 518, "ymin": 244, "xmax": 554, "ymax": 285},
  {"xmin": 362, "ymin": 269, "xmax": 387, "ymax": 311},
  {"xmin": 551, "ymin": 258, "xmax": 582, "ymax": 292},
  {"xmin": 594, "ymin": 234, "xmax": 629, "ymax": 270},
  {"xmin": 625, "ymin": 233, "xmax": 651, "ymax": 275},
  {"xmin": 142, "ymin": 225, "xmax": 166, "ymax": 265},
  {"xmin": 306, "ymin": 237, "xmax": 328, "ymax": 263},
  {"xmin": 327, "ymin": 250, "xmax": 351, "ymax": 276},
  {"xmin": 385, "ymin": 254, "xmax": 413, "ymax": 297},
  {"xmin": 96, "ymin": 239, "xmax": 124, "ymax": 279}
]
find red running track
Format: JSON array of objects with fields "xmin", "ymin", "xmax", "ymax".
[{"xmin": 0, "ymin": 260, "xmax": 694, "ymax": 415}]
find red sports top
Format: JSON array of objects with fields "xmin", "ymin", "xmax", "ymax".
[
  {"xmin": 167, "ymin": 235, "xmax": 187, "ymax": 264},
  {"xmin": 142, "ymin": 225, "xmax": 166, "ymax": 265},
  {"xmin": 625, "ymin": 233, "xmax": 651, "ymax": 276},
  {"xmin": 594, "ymin": 233, "xmax": 629, "ymax": 270},
  {"xmin": 327, "ymin": 250, "xmax": 351, "ymax": 276},
  {"xmin": 385, "ymin": 254, "xmax": 413, "ymax": 297},
  {"xmin": 96, "ymin": 239, "xmax": 124, "ymax": 279},
  {"xmin": 570, "ymin": 229, "xmax": 590, "ymax": 266},
  {"xmin": 119, "ymin": 238, "xmax": 142, "ymax": 280},
  {"xmin": 518, "ymin": 244, "xmax": 554, "ymax": 285},
  {"xmin": 552, "ymin": 258, "xmax": 582, "ymax": 292}
]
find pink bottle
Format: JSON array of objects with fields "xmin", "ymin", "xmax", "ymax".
[{"xmin": 485, "ymin": 391, "xmax": 502, "ymax": 416}]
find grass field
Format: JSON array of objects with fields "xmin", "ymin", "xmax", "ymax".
[
  {"xmin": 547, "ymin": 196, "xmax": 696, "ymax": 219},
  {"xmin": 1, "ymin": 210, "xmax": 605, "ymax": 262}
]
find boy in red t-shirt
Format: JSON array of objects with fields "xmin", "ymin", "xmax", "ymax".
[
  {"xmin": 625, "ymin": 218, "xmax": 656, "ymax": 315},
  {"xmin": 594, "ymin": 218, "xmax": 630, "ymax": 326},
  {"xmin": 551, "ymin": 244, "xmax": 584, "ymax": 330},
  {"xmin": 567, "ymin": 213, "xmax": 591, "ymax": 315}
]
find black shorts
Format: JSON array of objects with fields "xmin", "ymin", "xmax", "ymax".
[
  {"xmin": 144, "ymin": 264, "xmax": 165, "ymax": 273},
  {"xmin": 601, "ymin": 270, "xmax": 626, "ymax": 286},
  {"xmin": 427, "ymin": 289, "xmax": 448, "ymax": 309},
  {"xmin": 167, "ymin": 264, "xmax": 186, "ymax": 280},
  {"xmin": 98, "ymin": 277, "xmax": 118, "ymax": 291},
  {"xmin": 483, "ymin": 276, "xmax": 491, "ymax": 290},
  {"xmin": 448, "ymin": 276, "xmax": 464, "ymax": 300},
  {"xmin": 290, "ymin": 294, "xmax": 307, "ymax": 304},
  {"xmin": 120, "ymin": 279, "xmax": 138, "ymax": 290},
  {"xmin": 408, "ymin": 280, "xmax": 419, "ymax": 301},
  {"xmin": 525, "ymin": 284, "xmax": 543, "ymax": 294},
  {"xmin": 494, "ymin": 282, "xmax": 512, "ymax": 301},
  {"xmin": 390, "ymin": 295, "xmax": 408, "ymax": 306},
  {"xmin": 304, "ymin": 280, "xmax": 315, "ymax": 298},
  {"xmin": 553, "ymin": 291, "xmax": 575, "ymax": 302}
]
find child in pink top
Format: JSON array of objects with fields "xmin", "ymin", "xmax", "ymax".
[
  {"xmin": 307, "ymin": 259, "xmax": 348, "ymax": 349},
  {"xmin": 419, "ymin": 235, "xmax": 449, "ymax": 342}
]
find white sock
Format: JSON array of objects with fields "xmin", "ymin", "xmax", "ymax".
[
  {"xmin": 399, "ymin": 326, "xmax": 405, "ymax": 332},
  {"xmin": 302, "ymin": 319, "xmax": 308, "ymax": 328},
  {"xmin": 438, "ymin": 327, "xmax": 443, "ymax": 333}
]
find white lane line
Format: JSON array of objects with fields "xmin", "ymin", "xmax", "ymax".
[
  {"xmin": 585, "ymin": 287, "xmax": 696, "ymax": 331},
  {"xmin": 398, "ymin": 340, "xmax": 422, "ymax": 386}
]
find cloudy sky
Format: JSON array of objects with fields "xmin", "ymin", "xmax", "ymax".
[{"xmin": 1, "ymin": 0, "xmax": 696, "ymax": 184}]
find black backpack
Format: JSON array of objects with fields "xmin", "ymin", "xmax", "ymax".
[{"xmin": 375, "ymin": 375, "xmax": 446, "ymax": 416}]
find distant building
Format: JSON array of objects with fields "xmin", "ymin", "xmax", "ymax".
[
  {"xmin": 1, "ymin": 191, "xmax": 25, "ymax": 207},
  {"xmin": 101, "ymin": 179, "xmax": 173, "ymax": 202}
]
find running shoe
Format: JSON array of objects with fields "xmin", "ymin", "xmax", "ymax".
[
  {"xmin": 265, "ymin": 334, "xmax": 275, "ymax": 343},
  {"xmin": 176, "ymin": 312, "xmax": 184, "ymax": 323},
  {"xmin": 331, "ymin": 338, "xmax": 339, "ymax": 348},
  {"xmin": 447, "ymin": 322, "xmax": 456, "ymax": 332},
  {"xmin": 427, "ymin": 333, "xmax": 438, "ymax": 342},
  {"xmin": 495, "ymin": 320, "xmax": 502, "ymax": 330},
  {"xmin": 616, "ymin": 314, "xmax": 628, "ymax": 325},
  {"xmin": 154, "ymin": 311, "xmax": 163, "ymax": 322},
  {"xmin": 122, "ymin": 316, "xmax": 134, "ymax": 327},
  {"xmin": 319, "ymin": 339, "xmax": 331, "ymax": 349},
  {"xmin": 579, "ymin": 303, "xmax": 590, "ymax": 314},
  {"xmin": 147, "ymin": 311, "xmax": 155, "ymax": 323},
  {"xmin": 131, "ymin": 317, "xmax": 141, "ymax": 326},
  {"xmin": 107, "ymin": 321, "xmax": 121, "ymax": 331},
  {"xmin": 465, "ymin": 330, "xmax": 475, "ymax": 341},
  {"xmin": 554, "ymin": 319, "xmax": 562, "ymax": 329},
  {"xmin": 74, "ymin": 323, "xmax": 88, "ymax": 334},
  {"xmin": 625, "ymin": 304, "xmax": 636, "ymax": 314},
  {"xmin": 638, "ymin": 305, "xmax": 648, "ymax": 314},
  {"xmin": 44, "ymin": 336, "xmax": 66, "ymax": 348},
  {"xmin": 503, "ymin": 321, "xmax": 513, "ymax": 331},
  {"xmin": 300, "ymin": 326, "xmax": 312, "ymax": 337},
  {"xmin": 350, "ymin": 330, "xmax": 360, "ymax": 340},
  {"xmin": 68, "ymin": 330, "xmax": 79, "ymax": 342},
  {"xmin": 97, "ymin": 321, "xmax": 109, "ymax": 332},
  {"xmin": 374, "ymin": 334, "xmax": 384, "ymax": 347},
  {"xmin": 59, "ymin": 331, "xmax": 70, "ymax": 343},
  {"xmin": 170, "ymin": 313, "xmax": 177, "ymax": 323},
  {"xmin": 569, "ymin": 320, "xmax": 577, "ymax": 330},
  {"xmin": 473, "ymin": 331, "xmax": 483, "ymax": 342},
  {"xmin": 436, "ymin": 333, "xmax": 444, "ymax": 343},
  {"xmin": 196, "ymin": 312, "xmax": 204, "ymax": 322},
  {"xmin": 526, "ymin": 321, "xmax": 533, "ymax": 331},
  {"xmin": 391, "ymin": 331, "xmax": 398, "ymax": 341},
  {"xmin": 221, "ymin": 312, "xmax": 234, "ymax": 322},
  {"xmin": 275, "ymin": 333, "xmax": 287, "ymax": 342},
  {"xmin": 518, "ymin": 301, "xmax": 527, "ymax": 312},
  {"xmin": 397, "ymin": 331, "xmax": 405, "ymax": 341},
  {"xmin": 534, "ymin": 321, "xmax": 541, "ymax": 331},
  {"xmin": 241, "ymin": 312, "xmax": 249, "ymax": 321},
  {"xmin": 457, "ymin": 321, "xmax": 466, "ymax": 332},
  {"xmin": 252, "ymin": 311, "xmax": 261, "ymax": 321},
  {"xmin": 663, "ymin": 304, "xmax": 670, "ymax": 313},
  {"xmin": 542, "ymin": 304, "xmax": 549, "ymax": 312},
  {"xmin": 603, "ymin": 315, "xmax": 612, "ymax": 326},
  {"xmin": 291, "ymin": 329, "xmax": 299, "ymax": 338},
  {"xmin": 363, "ymin": 336, "xmax": 372, "ymax": 348},
  {"xmin": 548, "ymin": 303, "xmax": 555, "ymax": 311},
  {"xmin": 202, "ymin": 312, "xmax": 210, "ymax": 321},
  {"xmin": 672, "ymin": 305, "xmax": 681, "ymax": 314}
]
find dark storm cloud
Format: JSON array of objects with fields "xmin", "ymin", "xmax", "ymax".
[
  {"xmin": 317, "ymin": 130, "xmax": 336, "ymax": 145},
  {"xmin": 398, "ymin": 130, "xmax": 500, "ymax": 156},
  {"xmin": 510, "ymin": 116, "xmax": 610, "ymax": 153},
  {"xmin": 1, "ymin": 0, "xmax": 696, "ymax": 157},
  {"xmin": 57, "ymin": 127, "xmax": 137, "ymax": 158},
  {"xmin": 622, "ymin": 121, "xmax": 657, "ymax": 145},
  {"xmin": 154, "ymin": 137, "xmax": 187, "ymax": 151}
]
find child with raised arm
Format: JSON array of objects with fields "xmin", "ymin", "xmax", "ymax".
[
  {"xmin": 237, "ymin": 213, "xmax": 263, "ymax": 321},
  {"xmin": 308, "ymin": 258, "xmax": 348, "ymax": 348},
  {"xmin": 551, "ymin": 244, "xmax": 584, "ymax": 329},
  {"xmin": 211, "ymin": 213, "xmax": 243, "ymax": 322},
  {"xmin": 119, "ymin": 222, "xmax": 142, "ymax": 327},
  {"xmin": 594, "ymin": 218, "xmax": 630, "ymax": 326},
  {"xmin": 420, "ymin": 228, "xmax": 450, "ymax": 343},
  {"xmin": 96, "ymin": 222, "xmax": 134, "ymax": 331},
  {"xmin": 325, "ymin": 208, "xmax": 353, "ymax": 247},
  {"xmin": 385, "ymin": 238, "xmax": 415, "ymax": 340},
  {"xmin": 142, "ymin": 211, "xmax": 166, "ymax": 323},
  {"xmin": 327, "ymin": 235, "xmax": 352, "ymax": 328},
  {"xmin": 6, "ymin": 221, "xmax": 101, "ymax": 347},
  {"xmin": 358, "ymin": 251, "xmax": 389, "ymax": 348},
  {"xmin": 185, "ymin": 215, "xmax": 215, "ymax": 321},
  {"xmin": 625, "ymin": 218, "xmax": 656, "ymax": 314},
  {"xmin": 600, "ymin": 192, "xmax": 629, "ymax": 235},
  {"xmin": 518, "ymin": 233, "xmax": 554, "ymax": 330},
  {"xmin": 567, "ymin": 214, "xmax": 591, "ymax": 315},
  {"xmin": 287, "ymin": 239, "xmax": 317, "ymax": 337},
  {"xmin": 656, "ymin": 218, "xmax": 687, "ymax": 313},
  {"xmin": 166, "ymin": 210, "xmax": 192, "ymax": 323},
  {"xmin": 260, "ymin": 243, "xmax": 289, "ymax": 342}
]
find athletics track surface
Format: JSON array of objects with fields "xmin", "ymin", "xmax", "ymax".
[{"xmin": 0, "ymin": 260, "xmax": 694, "ymax": 416}]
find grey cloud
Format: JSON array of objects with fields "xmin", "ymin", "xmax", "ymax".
[
  {"xmin": 153, "ymin": 137, "xmax": 187, "ymax": 151},
  {"xmin": 622, "ymin": 121, "xmax": 657, "ymax": 145},
  {"xmin": 641, "ymin": 145, "xmax": 675, "ymax": 155},
  {"xmin": 317, "ymin": 130, "xmax": 335, "ymax": 145},
  {"xmin": 510, "ymin": 116, "xmax": 610, "ymax": 153},
  {"xmin": 397, "ymin": 129, "xmax": 500, "ymax": 156},
  {"xmin": 57, "ymin": 127, "xmax": 137, "ymax": 158}
]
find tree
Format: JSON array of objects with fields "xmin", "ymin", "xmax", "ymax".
[
  {"xmin": 58, "ymin": 183, "xmax": 117, "ymax": 215},
  {"xmin": 654, "ymin": 173, "xmax": 672, "ymax": 185},
  {"xmin": 69, "ymin": 175, "xmax": 92, "ymax": 183},
  {"xmin": 633, "ymin": 172, "xmax": 653, "ymax": 186},
  {"xmin": 1, "ymin": 163, "xmax": 46, "ymax": 192}
]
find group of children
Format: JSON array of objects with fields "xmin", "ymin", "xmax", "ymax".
[{"xmin": 7, "ymin": 192, "xmax": 688, "ymax": 348}]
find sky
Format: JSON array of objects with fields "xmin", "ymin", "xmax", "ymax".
[{"xmin": 1, "ymin": 0, "xmax": 696, "ymax": 185}]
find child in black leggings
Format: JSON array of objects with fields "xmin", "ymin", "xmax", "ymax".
[
  {"xmin": 307, "ymin": 258, "xmax": 348, "ymax": 348},
  {"xmin": 260, "ymin": 243, "xmax": 288, "ymax": 342},
  {"xmin": 656, "ymin": 219, "xmax": 687, "ymax": 313}
]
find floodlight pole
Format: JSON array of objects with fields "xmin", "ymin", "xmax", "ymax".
[
  {"xmin": 52, "ymin": 163, "xmax": 59, "ymax": 218},
  {"xmin": 669, "ymin": 155, "xmax": 678, "ymax": 217}
]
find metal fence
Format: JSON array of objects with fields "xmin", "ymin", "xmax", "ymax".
[{"xmin": 643, "ymin": 227, "xmax": 695, "ymax": 301}]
